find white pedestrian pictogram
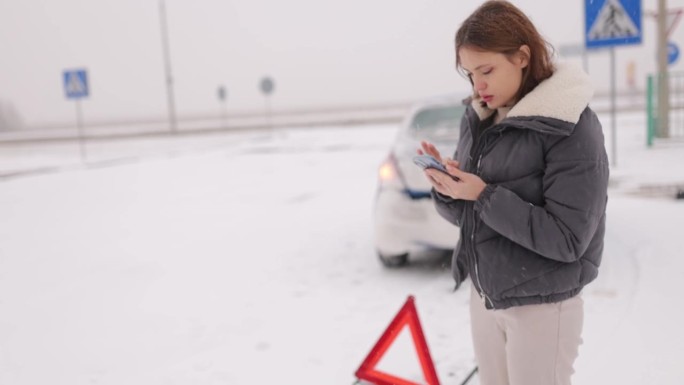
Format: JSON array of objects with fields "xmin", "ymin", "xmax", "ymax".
[
  {"xmin": 66, "ymin": 73, "xmax": 86, "ymax": 95},
  {"xmin": 588, "ymin": 0, "xmax": 639, "ymax": 40}
]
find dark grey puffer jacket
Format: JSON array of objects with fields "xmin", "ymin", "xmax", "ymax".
[{"xmin": 433, "ymin": 63, "xmax": 609, "ymax": 310}]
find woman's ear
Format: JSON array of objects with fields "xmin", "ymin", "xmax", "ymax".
[{"xmin": 518, "ymin": 45, "xmax": 531, "ymax": 68}]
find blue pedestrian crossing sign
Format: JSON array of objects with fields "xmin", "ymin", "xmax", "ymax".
[
  {"xmin": 669, "ymin": 42, "xmax": 680, "ymax": 65},
  {"xmin": 585, "ymin": 0, "xmax": 642, "ymax": 48},
  {"xmin": 63, "ymin": 69, "xmax": 89, "ymax": 99}
]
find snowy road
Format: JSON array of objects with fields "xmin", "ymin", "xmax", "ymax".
[{"xmin": 1, "ymin": 116, "xmax": 684, "ymax": 384}]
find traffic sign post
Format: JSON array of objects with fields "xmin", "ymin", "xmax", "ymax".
[
  {"xmin": 668, "ymin": 41, "xmax": 680, "ymax": 65},
  {"xmin": 585, "ymin": 0, "xmax": 643, "ymax": 167},
  {"xmin": 585, "ymin": 0, "xmax": 642, "ymax": 49},
  {"xmin": 63, "ymin": 68, "xmax": 89, "ymax": 163},
  {"xmin": 159, "ymin": 0, "xmax": 177, "ymax": 133},
  {"xmin": 260, "ymin": 77, "xmax": 275, "ymax": 131},
  {"xmin": 217, "ymin": 85, "xmax": 228, "ymax": 129},
  {"xmin": 643, "ymin": 5, "xmax": 680, "ymax": 139}
]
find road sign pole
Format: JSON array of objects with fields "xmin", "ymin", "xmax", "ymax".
[
  {"xmin": 610, "ymin": 47, "xmax": 617, "ymax": 167},
  {"xmin": 217, "ymin": 85, "xmax": 228, "ymax": 129},
  {"xmin": 585, "ymin": 0, "xmax": 643, "ymax": 163},
  {"xmin": 221, "ymin": 100, "xmax": 228, "ymax": 129},
  {"xmin": 75, "ymin": 99, "xmax": 87, "ymax": 163},
  {"xmin": 657, "ymin": 0, "xmax": 670, "ymax": 138},
  {"xmin": 63, "ymin": 68, "xmax": 89, "ymax": 162},
  {"xmin": 259, "ymin": 77, "xmax": 275, "ymax": 132},
  {"xmin": 265, "ymin": 95, "xmax": 272, "ymax": 131},
  {"xmin": 159, "ymin": 0, "xmax": 178, "ymax": 133}
]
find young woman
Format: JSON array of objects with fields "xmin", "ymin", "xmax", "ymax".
[{"xmin": 418, "ymin": 1, "xmax": 609, "ymax": 384}]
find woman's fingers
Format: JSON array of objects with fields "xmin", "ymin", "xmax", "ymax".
[
  {"xmin": 420, "ymin": 141, "xmax": 431, "ymax": 155},
  {"xmin": 425, "ymin": 169, "xmax": 442, "ymax": 187},
  {"xmin": 421, "ymin": 141, "xmax": 442, "ymax": 162},
  {"xmin": 425, "ymin": 169, "xmax": 439, "ymax": 182},
  {"xmin": 446, "ymin": 166, "xmax": 467, "ymax": 179},
  {"xmin": 429, "ymin": 144, "xmax": 441, "ymax": 160},
  {"xmin": 426, "ymin": 169, "xmax": 451, "ymax": 188}
]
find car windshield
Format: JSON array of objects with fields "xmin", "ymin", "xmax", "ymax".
[{"xmin": 410, "ymin": 105, "xmax": 464, "ymax": 139}]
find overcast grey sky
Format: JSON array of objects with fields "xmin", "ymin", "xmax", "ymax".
[{"xmin": 1, "ymin": 0, "xmax": 683, "ymax": 126}]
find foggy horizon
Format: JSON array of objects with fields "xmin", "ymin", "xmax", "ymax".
[{"xmin": 1, "ymin": 0, "xmax": 683, "ymax": 128}]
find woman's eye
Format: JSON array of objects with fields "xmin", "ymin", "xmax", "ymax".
[{"xmin": 483, "ymin": 69, "xmax": 493, "ymax": 75}]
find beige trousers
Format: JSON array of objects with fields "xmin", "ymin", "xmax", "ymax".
[{"xmin": 469, "ymin": 284, "xmax": 584, "ymax": 385}]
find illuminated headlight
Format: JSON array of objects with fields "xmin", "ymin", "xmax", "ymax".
[
  {"xmin": 379, "ymin": 162, "xmax": 395, "ymax": 181},
  {"xmin": 378, "ymin": 152, "xmax": 405, "ymax": 189}
]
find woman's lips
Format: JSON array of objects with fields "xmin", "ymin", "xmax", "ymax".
[{"xmin": 482, "ymin": 95, "xmax": 493, "ymax": 103}]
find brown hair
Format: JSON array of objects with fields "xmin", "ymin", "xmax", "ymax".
[{"xmin": 455, "ymin": 0, "xmax": 555, "ymax": 103}]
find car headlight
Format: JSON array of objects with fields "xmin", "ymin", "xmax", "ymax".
[
  {"xmin": 379, "ymin": 162, "xmax": 395, "ymax": 181},
  {"xmin": 378, "ymin": 152, "xmax": 405, "ymax": 190}
]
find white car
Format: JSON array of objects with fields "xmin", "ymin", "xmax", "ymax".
[{"xmin": 373, "ymin": 95, "xmax": 465, "ymax": 267}]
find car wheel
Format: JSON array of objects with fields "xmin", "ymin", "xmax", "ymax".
[{"xmin": 377, "ymin": 251, "xmax": 409, "ymax": 268}]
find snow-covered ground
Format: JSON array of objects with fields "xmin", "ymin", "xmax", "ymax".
[{"xmin": 0, "ymin": 111, "xmax": 683, "ymax": 384}]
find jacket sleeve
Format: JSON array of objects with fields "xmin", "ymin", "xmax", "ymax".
[
  {"xmin": 431, "ymin": 106, "xmax": 471, "ymax": 227},
  {"xmin": 431, "ymin": 189, "xmax": 465, "ymax": 226},
  {"xmin": 473, "ymin": 114, "xmax": 609, "ymax": 263}
]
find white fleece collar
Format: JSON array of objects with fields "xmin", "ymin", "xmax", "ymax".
[{"xmin": 472, "ymin": 62, "xmax": 594, "ymax": 125}]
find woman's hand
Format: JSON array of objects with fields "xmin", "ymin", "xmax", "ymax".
[
  {"xmin": 417, "ymin": 140, "xmax": 460, "ymax": 175},
  {"xmin": 424, "ymin": 160, "xmax": 487, "ymax": 201},
  {"xmin": 417, "ymin": 141, "xmax": 444, "ymax": 163}
]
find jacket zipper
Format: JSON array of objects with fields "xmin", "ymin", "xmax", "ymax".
[
  {"xmin": 469, "ymin": 208, "xmax": 489, "ymax": 306},
  {"xmin": 469, "ymin": 126, "xmax": 496, "ymax": 309}
]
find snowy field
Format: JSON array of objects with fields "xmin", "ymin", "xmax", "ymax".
[{"xmin": 1, "ymin": 111, "xmax": 684, "ymax": 384}]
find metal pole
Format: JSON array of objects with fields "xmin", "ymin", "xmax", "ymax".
[
  {"xmin": 159, "ymin": 0, "xmax": 178, "ymax": 133},
  {"xmin": 75, "ymin": 99, "xmax": 87, "ymax": 163},
  {"xmin": 610, "ymin": 47, "xmax": 617, "ymax": 167},
  {"xmin": 265, "ymin": 95, "xmax": 272, "ymax": 131},
  {"xmin": 221, "ymin": 99, "xmax": 228, "ymax": 129},
  {"xmin": 657, "ymin": 0, "xmax": 670, "ymax": 138}
]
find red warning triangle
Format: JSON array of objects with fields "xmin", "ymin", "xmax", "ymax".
[{"xmin": 355, "ymin": 296, "xmax": 440, "ymax": 385}]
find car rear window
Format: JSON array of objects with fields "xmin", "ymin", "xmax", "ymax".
[{"xmin": 410, "ymin": 106, "xmax": 464, "ymax": 139}]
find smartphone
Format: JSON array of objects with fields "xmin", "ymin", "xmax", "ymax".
[
  {"xmin": 412, "ymin": 154, "xmax": 448, "ymax": 173},
  {"xmin": 413, "ymin": 154, "xmax": 460, "ymax": 181}
]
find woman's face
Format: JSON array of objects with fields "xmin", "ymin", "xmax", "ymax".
[{"xmin": 458, "ymin": 46, "xmax": 529, "ymax": 109}]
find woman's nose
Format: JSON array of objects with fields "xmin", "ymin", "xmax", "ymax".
[{"xmin": 474, "ymin": 80, "xmax": 486, "ymax": 91}]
